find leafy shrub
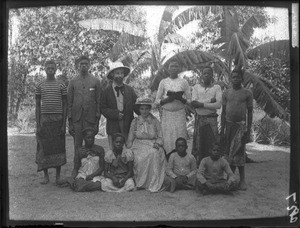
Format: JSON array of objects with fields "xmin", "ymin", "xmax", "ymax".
[{"xmin": 15, "ymin": 106, "xmax": 36, "ymax": 133}]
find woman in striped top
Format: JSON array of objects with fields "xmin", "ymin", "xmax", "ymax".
[{"xmin": 35, "ymin": 60, "xmax": 67, "ymax": 185}]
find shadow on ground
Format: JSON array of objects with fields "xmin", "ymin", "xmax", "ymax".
[{"xmin": 8, "ymin": 135, "xmax": 290, "ymax": 222}]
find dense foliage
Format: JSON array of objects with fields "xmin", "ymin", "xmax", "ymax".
[{"xmin": 8, "ymin": 5, "xmax": 146, "ymax": 120}]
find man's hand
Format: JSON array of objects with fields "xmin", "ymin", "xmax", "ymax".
[
  {"xmin": 60, "ymin": 125, "xmax": 66, "ymax": 136},
  {"xmin": 112, "ymin": 177, "xmax": 120, "ymax": 188},
  {"xmin": 36, "ymin": 124, "xmax": 42, "ymax": 135},
  {"xmin": 68, "ymin": 121, "xmax": 75, "ymax": 137},
  {"xmin": 210, "ymin": 98, "xmax": 216, "ymax": 103},
  {"xmin": 119, "ymin": 178, "xmax": 126, "ymax": 188},
  {"xmin": 191, "ymin": 100, "xmax": 204, "ymax": 108},
  {"xmin": 118, "ymin": 112, "xmax": 124, "ymax": 120},
  {"xmin": 243, "ymin": 130, "xmax": 251, "ymax": 144},
  {"xmin": 95, "ymin": 117, "xmax": 100, "ymax": 135}
]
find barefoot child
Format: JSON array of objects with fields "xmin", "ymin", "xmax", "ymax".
[
  {"xmin": 220, "ymin": 66, "xmax": 253, "ymax": 191},
  {"xmin": 164, "ymin": 137, "xmax": 197, "ymax": 192},
  {"xmin": 35, "ymin": 59, "xmax": 67, "ymax": 185},
  {"xmin": 196, "ymin": 142, "xmax": 238, "ymax": 195},
  {"xmin": 57, "ymin": 127, "xmax": 105, "ymax": 192},
  {"xmin": 101, "ymin": 133, "xmax": 135, "ymax": 192}
]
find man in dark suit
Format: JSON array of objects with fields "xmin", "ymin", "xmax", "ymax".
[
  {"xmin": 67, "ymin": 55, "xmax": 101, "ymax": 177},
  {"xmin": 100, "ymin": 62, "xmax": 137, "ymax": 149}
]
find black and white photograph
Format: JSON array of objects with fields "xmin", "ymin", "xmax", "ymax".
[{"xmin": 3, "ymin": 0, "xmax": 299, "ymax": 226}]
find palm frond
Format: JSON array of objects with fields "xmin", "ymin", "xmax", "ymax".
[
  {"xmin": 166, "ymin": 6, "xmax": 222, "ymax": 34},
  {"xmin": 118, "ymin": 49, "xmax": 150, "ymax": 67},
  {"xmin": 78, "ymin": 18, "xmax": 146, "ymax": 37},
  {"xmin": 164, "ymin": 33, "xmax": 191, "ymax": 48},
  {"xmin": 109, "ymin": 32, "xmax": 147, "ymax": 61},
  {"xmin": 213, "ymin": 7, "xmax": 256, "ymax": 68},
  {"xmin": 162, "ymin": 50, "xmax": 225, "ymax": 71},
  {"xmin": 243, "ymin": 70, "xmax": 289, "ymax": 120},
  {"xmin": 247, "ymin": 40, "xmax": 290, "ymax": 60},
  {"xmin": 125, "ymin": 58, "xmax": 152, "ymax": 83},
  {"xmin": 157, "ymin": 6, "xmax": 180, "ymax": 45},
  {"xmin": 241, "ymin": 15, "xmax": 260, "ymax": 40}
]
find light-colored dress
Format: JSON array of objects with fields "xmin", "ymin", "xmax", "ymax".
[
  {"xmin": 101, "ymin": 149, "xmax": 135, "ymax": 192},
  {"xmin": 154, "ymin": 77, "xmax": 191, "ymax": 154},
  {"xmin": 76, "ymin": 154, "xmax": 104, "ymax": 183},
  {"xmin": 127, "ymin": 114, "xmax": 166, "ymax": 192}
]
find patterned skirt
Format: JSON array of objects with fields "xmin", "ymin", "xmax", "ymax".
[
  {"xmin": 192, "ymin": 115, "xmax": 219, "ymax": 162},
  {"xmin": 224, "ymin": 121, "xmax": 247, "ymax": 166},
  {"xmin": 36, "ymin": 114, "xmax": 66, "ymax": 171}
]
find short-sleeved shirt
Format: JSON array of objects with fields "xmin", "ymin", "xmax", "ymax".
[
  {"xmin": 105, "ymin": 148, "xmax": 134, "ymax": 178},
  {"xmin": 35, "ymin": 80, "xmax": 67, "ymax": 114},
  {"xmin": 222, "ymin": 87, "xmax": 253, "ymax": 122},
  {"xmin": 192, "ymin": 83, "xmax": 222, "ymax": 115}
]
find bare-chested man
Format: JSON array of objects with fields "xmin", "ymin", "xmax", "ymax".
[{"xmin": 220, "ymin": 67, "xmax": 253, "ymax": 191}]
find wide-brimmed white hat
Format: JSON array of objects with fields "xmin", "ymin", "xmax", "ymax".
[
  {"xmin": 133, "ymin": 96, "xmax": 153, "ymax": 115},
  {"xmin": 106, "ymin": 61, "xmax": 131, "ymax": 80}
]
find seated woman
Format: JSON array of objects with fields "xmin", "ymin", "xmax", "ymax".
[
  {"xmin": 101, "ymin": 133, "xmax": 135, "ymax": 192},
  {"xmin": 126, "ymin": 97, "xmax": 166, "ymax": 192},
  {"xmin": 57, "ymin": 127, "xmax": 105, "ymax": 192}
]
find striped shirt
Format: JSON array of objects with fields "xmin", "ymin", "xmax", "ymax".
[{"xmin": 35, "ymin": 80, "xmax": 67, "ymax": 114}]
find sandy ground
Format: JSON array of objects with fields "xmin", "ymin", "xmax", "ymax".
[{"xmin": 7, "ymin": 133, "xmax": 290, "ymax": 224}]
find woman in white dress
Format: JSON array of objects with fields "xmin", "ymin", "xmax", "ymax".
[
  {"xmin": 126, "ymin": 97, "xmax": 166, "ymax": 192},
  {"xmin": 154, "ymin": 60, "xmax": 192, "ymax": 159}
]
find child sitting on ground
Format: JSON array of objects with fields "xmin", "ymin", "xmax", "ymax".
[
  {"xmin": 101, "ymin": 133, "xmax": 136, "ymax": 192},
  {"xmin": 164, "ymin": 137, "xmax": 197, "ymax": 193},
  {"xmin": 196, "ymin": 142, "xmax": 238, "ymax": 195},
  {"xmin": 57, "ymin": 127, "xmax": 105, "ymax": 192}
]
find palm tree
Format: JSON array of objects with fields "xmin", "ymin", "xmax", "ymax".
[{"xmin": 78, "ymin": 5, "xmax": 290, "ymax": 121}]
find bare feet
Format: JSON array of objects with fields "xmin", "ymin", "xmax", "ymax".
[
  {"xmin": 238, "ymin": 181, "xmax": 247, "ymax": 191},
  {"xmin": 40, "ymin": 176, "xmax": 49, "ymax": 185}
]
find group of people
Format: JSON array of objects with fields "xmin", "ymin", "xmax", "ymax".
[{"xmin": 35, "ymin": 54, "xmax": 253, "ymax": 195}]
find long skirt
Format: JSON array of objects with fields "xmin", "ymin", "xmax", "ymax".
[
  {"xmin": 36, "ymin": 114, "xmax": 66, "ymax": 172},
  {"xmin": 161, "ymin": 108, "xmax": 187, "ymax": 155},
  {"xmin": 192, "ymin": 115, "xmax": 219, "ymax": 164},
  {"xmin": 100, "ymin": 178, "xmax": 135, "ymax": 193},
  {"xmin": 131, "ymin": 139, "xmax": 166, "ymax": 192},
  {"xmin": 224, "ymin": 121, "xmax": 247, "ymax": 167}
]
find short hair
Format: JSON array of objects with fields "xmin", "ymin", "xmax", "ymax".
[
  {"xmin": 211, "ymin": 142, "xmax": 223, "ymax": 153},
  {"xmin": 168, "ymin": 59, "xmax": 181, "ymax": 67},
  {"xmin": 231, "ymin": 66, "xmax": 244, "ymax": 80},
  {"xmin": 77, "ymin": 55, "xmax": 90, "ymax": 64},
  {"xmin": 112, "ymin": 133, "xmax": 125, "ymax": 142},
  {"xmin": 202, "ymin": 66, "xmax": 213, "ymax": 74},
  {"xmin": 175, "ymin": 137, "xmax": 187, "ymax": 146},
  {"xmin": 82, "ymin": 127, "xmax": 96, "ymax": 136},
  {"xmin": 45, "ymin": 59, "xmax": 56, "ymax": 67}
]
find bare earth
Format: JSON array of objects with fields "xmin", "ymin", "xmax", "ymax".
[{"xmin": 7, "ymin": 133, "xmax": 290, "ymax": 223}]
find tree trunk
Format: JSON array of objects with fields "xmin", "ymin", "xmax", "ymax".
[{"xmin": 14, "ymin": 72, "xmax": 27, "ymax": 119}]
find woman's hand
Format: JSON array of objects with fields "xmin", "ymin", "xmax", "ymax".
[
  {"xmin": 86, "ymin": 174, "xmax": 94, "ymax": 181},
  {"xmin": 119, "ymin": 178, "xmax": 126, "ymax": 188},
  {"xmin": 112, "ymin": 177, "xmax": 120, "ymax": 188},
  {"xmin": 153, "ymin": 142, "xmax": 160, "ymax": 150}
]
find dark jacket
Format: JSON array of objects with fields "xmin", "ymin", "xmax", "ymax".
[
  {"xmin": 67, "ymin": 74, "xmax": 101, "ymax": 124},
  {"xmin": 101, "ymin": 84, "xmax": 137, "ymax": 135}
]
